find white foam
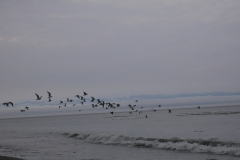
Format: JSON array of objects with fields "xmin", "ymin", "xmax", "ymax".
[{"xmin": 63, "ymin": 132, "xmax": 240, "ymax": 156}]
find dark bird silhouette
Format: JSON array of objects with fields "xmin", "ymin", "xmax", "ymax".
[
  {"xmin": 83, "ymin": 91, "xmax": 88, "ymax": 96},
  {"xmin": 197, "ymin": 106, "xmax": 200, "ymax": 109},
  {"xmin": 145, "ymin": 115, "xmax": 148, "ymax": 118},
  {"xmin": 25, "ymin": 106, "xmax": 29, "ymax": 110},
  {"xmin": 110, "ymin": 111, "xmax": 113, "ymax": 115},
  {"xmin": 153, "ymin": 109, "xmax": 156, "ymax": 112},
  {"xmin": 48, "ymin": 98, "xmax": 51, "ymax": 102},
  {"xmin": 75, "ymin": 95, "xmax": 80, "ymax": 99},
  {"xmin": 91, "ymin": 96, "xmax": 95, "ymax": 102},
  {"xmin": 168, "ymin": 109, "xmax": 171, "ymax": 113},
  {"xmin": 35, "ymin": 93, "xmax": 42, "ymax": 100},
  {"xmin": 8, "ymin": 102, "xmax": 13, "ymax": 106},
  {"xmin": 158, "ymin": 105, "xmax": 161, "ymax": 107},
  {"xmin": 80, "ymin": 102, "xmax": 84, "ymax": 105},
  {"xmin": 135, "ymin": 100, "xmax": 138, "ymax": 102},
  {"xmin": 60, "ymin": 100, "xmax": 63, "ymax": 104},
  {"xmin": 20, "ymin": 109, "xmax": 25, "ymax": 112},
  {"xmin": 47, "ymin": 91, "xmax": 52, "ymax": 98},
  {"xmin": 73, "ymin": 104, "xmax": 76, "ymax": 106},
  {"xmin": 3, "ymin": 102, "xmax": 13, "ymax": 107}
]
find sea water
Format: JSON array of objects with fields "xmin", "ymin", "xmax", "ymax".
[{"xmin": 0, "ymin": 106, "xmax": 240, "ymax": 160}]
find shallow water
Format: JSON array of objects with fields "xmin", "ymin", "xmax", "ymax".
[{"xmin": 0, "ymin": 106, "xmax": 240, "ymax": 159}]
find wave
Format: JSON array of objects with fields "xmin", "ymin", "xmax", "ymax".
[{"xmin": 60, "ymin": 132, "xmax": 240, "ymax": 156}]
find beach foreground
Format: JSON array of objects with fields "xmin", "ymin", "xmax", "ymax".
[
  {"xmin": 0, "ymin": 105, "xmax": 240, "ymax": 160},
  {"xmin": 0, "ymin": 156, "xmax": 23, "ymax": 160}
]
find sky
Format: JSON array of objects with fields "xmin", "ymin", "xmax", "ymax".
[{"xmin": 1, "ymin": 0, "xmax": 240, "ymax": 113}]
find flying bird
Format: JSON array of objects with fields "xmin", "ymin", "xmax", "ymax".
[
  {"xmin": 25, "ymin": 106, "xmax": 29, "ymax": 110},
  {"xmin": 3, "ymin": 102, "xmax": 13, "ymax": 107},
  {"xmin": 83, "ymin": 91, "xmax": 88, "ymax": 96},
  {"xmin": 47, "ymin": 91, "xmax": 52, "ymax": 98},
  {"xmin": 35, "ymin": 93, "xmax": 42, "ymax": 100}
]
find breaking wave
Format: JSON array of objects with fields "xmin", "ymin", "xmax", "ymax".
[{"xmin": 61, "ymin": 132, "xmax": 240, "ymax": 156}]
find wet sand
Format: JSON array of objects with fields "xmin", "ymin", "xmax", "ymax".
[{"xmin": 0, "ymin": 156, "xmax": 23, "ymax": 160}]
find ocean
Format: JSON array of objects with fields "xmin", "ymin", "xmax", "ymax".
[{"xmin": 0, "ymin": 105, "xmax": 240, "ymax": 160}]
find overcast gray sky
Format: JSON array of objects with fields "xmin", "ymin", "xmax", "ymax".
[{"xmin": 1, "ymin": 0, "xmax": 240, "ymax": 104}]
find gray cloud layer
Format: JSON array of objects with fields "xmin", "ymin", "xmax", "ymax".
[{"xmin": 1, "ymin": 0, "xmax": 240, "ymax": 104}]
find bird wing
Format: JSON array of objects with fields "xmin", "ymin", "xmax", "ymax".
[
  {"xmin": 35, "ymin": 93, "xmax": 40, "ymax": 98},
  {"xmin": 47, "ymin": 91, "xmax": 52, "ymax": 97}
]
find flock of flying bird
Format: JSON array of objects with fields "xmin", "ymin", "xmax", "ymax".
[{"xmin": 1, "ymin": 91, "xmax": 179, "ymax": 118}]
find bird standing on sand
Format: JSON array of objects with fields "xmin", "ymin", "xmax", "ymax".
[
  {"xmin": 35, "ymin": 93, "xmax": 42, "ymax": 100},
  {"xmin": 25, "ymin": 106, "xmax": 29, "ymax": 110},
  {"xmin": 168, "ymin": 109, "xmax": 171, "ymax": 113},
  {"xmin": 110, "ymin": 111, "xmax": 114, "ymax": 115}
]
